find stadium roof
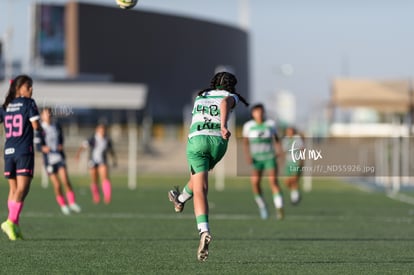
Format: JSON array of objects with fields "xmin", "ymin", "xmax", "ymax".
[
  {"xmin": 31, "ymin": 82, "xmax": 147, "ymax": 110},
  {"xmin": 332, "ymin": 78, "xmax": 413, "ymax": 113}
]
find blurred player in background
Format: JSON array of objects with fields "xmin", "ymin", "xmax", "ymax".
[
  {"xmin": 282, "ymin": 126, "xmax": 304, "ymax": 205},
  {"xmin": 242, "ymin": 103, "xmax": 284, "ymax": 220},
  {"xmin": 39, "ymin": 107, "xmax": 81, "ymax": 215},
  {"xmin": 0, "ymin": 75, "xmax": 44, "ymax": 240},
  {"xmin": 167, "ymin": 72, "xmax": 249, "ymax": 261},
  {"xmin": 76, "ymin": 123, "xmax": 117, "ymax": 204}
]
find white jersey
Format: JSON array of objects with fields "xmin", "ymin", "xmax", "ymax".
[
  {"xmin": 282, "ymin": 135, "xmax": 304, "ymax": 162},
  {"xmin": 41, "ymin": 121, "xmax": 64, "ymax": 165},
  {"xmin": 83, "ymin": 134, "xmax": 113, "ymax": 164},
  {"xmin": 242, "ymin": 119, "xmax": 278, "ymax": 161},
  {"xmin": 188, "ymin": 90, "xmax": 239, "ymax": 138}
]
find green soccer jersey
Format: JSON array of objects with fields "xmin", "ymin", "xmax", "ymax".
[
  {"xmin": 282, "ymin": 135, "xmax": 304, "ymax": 176},
  {"xmin": 188, "ymin": 90, "xmax": 238, "ymax": 138},
  {"xmin": 242, "ymin": 119, "xmax": 278, "ymax": 161},
  {"xmin": 282, "ymin": 135, "xmax": 304, "ymax": 162}
]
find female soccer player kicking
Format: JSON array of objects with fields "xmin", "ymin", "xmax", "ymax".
[
  {"xmin": 168, "ymin": 72, "xmax": 249, "ymax": 261},
  {"xmin": 39, "ymin": 107, "xmax": 81, "ymax": 215},
  {"xmin": 0, "ymin": 75, "xmax": 45, "ymax": 240},
  {"xmin": 242, "ymin": 103, "xmax": 284, "ymax": 220}
]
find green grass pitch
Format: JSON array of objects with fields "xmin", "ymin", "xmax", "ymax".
[{"xmin": 0, "ymin": 175, "xmax": 413, "ymax": 274}]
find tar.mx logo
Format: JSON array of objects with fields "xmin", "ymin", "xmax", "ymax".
[{"xmin": 289, "ymin": 141, "xmax": 322, "ymax": 163}]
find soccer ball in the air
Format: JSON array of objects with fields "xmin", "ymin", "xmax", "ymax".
[{"xmin": 116, "ymin": 0, "xmax": 138, "ymax": 10}]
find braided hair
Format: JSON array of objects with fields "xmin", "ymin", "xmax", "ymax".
[
  {"xmin": 197, "ymin": 72, "xmax": 249, "ymax": 107},
  {"xmin": 3, "ymin": 74, "xmax": 33, "ymax": 110}
]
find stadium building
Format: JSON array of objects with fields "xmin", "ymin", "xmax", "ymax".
[
  {"xmin": 0, "ymin": 1, "xmax": 251, "ymax": 182},
  {"xmin": 28, "ymin": 1, "xmax": 250, "ymax": 124}
]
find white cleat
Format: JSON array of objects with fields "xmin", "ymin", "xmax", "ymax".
[
  {"xmin": 276, "ymin": 208, "xmax": 285, "ymax": 220},
  {"xmin": 69, "ymin": 203, "xmax": 82, "ymax": 213},
  {"xmin": 197, "ymin": 232, "xmax": 212, "ymax": 262},
  {"xmin": 61, "ymin": 205, "xmax": 71, "ymax": 215},
  {"xmin": 168, "ymin": 187, "xmax": 184, "ymax": 213},
  {"xmin": 259, "ymin": 207, "xmax": 268, "ymax": 220}
]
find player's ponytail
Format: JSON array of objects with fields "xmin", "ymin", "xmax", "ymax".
[
  {"xmin": 232, "ymin": 91, "xmax": 249, "ymax": 107},
  {"xmin": 197, "ymin": 72, "xmax": 249, "ymax": 107},
  {"xmin": 3, "ymin": 74, "xmax": 33, "ymax": 110},
  {"xmin": 3, "ymin": 79, "xmax": 16, "ymax": 110}
]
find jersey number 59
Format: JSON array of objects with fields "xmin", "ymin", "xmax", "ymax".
[{"xmin": 4, "ymin": 114, "xmax": 23, "ymax": 138}]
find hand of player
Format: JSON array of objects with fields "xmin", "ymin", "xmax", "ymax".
[
  {"xmin": 57, "ymin": 144, "xmax": 64, "ymax": 152},
  {"xmin": 221, "ymin": 127, "xmax": 231, "ymax": 140},
  {"xmin": 42, "ymin": 146, "xmax": 50, "ymax": 154}
]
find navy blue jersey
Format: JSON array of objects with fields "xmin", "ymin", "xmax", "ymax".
[{"xmin": 0, "ymin": 97, "xmax": 40, "ymax": 157}]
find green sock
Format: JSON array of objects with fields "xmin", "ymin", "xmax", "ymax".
[
  {"xmin": 178, "ymin": 184, "xmax": 193, "ymax": 203},
  {"xmin": 196, "ymin": 214, "xmax": 209, "ymax": 234}
]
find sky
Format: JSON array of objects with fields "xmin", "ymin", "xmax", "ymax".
[{"xmin": 1, "ymin": 0, "xmax": 414, "ymax": 129}]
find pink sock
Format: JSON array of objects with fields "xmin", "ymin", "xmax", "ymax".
[
  {"xmin": 66, "ymin": 191, "xmax": 76, "ymax": 205},
  {"xmin": 56, "ymin": 195, "xmax": 66, "ymax": 207},
  {"xmin": 102, "ymin": 179, "xmax": 112, "ymax": 204},
  {"xmin": 91, "ymin": 183, "xmax": 100, "ymax": 203},
  {"xmin": 8, "ymin": 200, "xmax": 24, "ymax": 225}
]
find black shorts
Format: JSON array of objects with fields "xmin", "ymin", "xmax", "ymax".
[
  {"xmin": 88, "ymin": 160, "xmax": 107, "ymax": 169},
  {"xmin": 46, "ymin": 160, "xmax": 66, "ymax": 175},
  {"xmin": 4, "ymin": 154, "xmax": 35, "ymax": 178}
]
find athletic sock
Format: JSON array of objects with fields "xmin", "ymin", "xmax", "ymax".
[
  {"xmin": 196, "ymin": 214, "xmax": 209, "ymax": 234},
  {"xmin": 8, "ymin": 200, "xmax": 23, "ymax": 225},
  {"xmin": 254, "ymin": 194, "xmax": 266, "ymax": 209},
  {"xmin": 273, "ymin": 192, "xmax": 283, "ymax": 209},
  {"xmin": 66, "ymin": 191, "xmax": 76, "ymax": 205},
  {"xmin": 90, "ymin": 183, "xmax": 100, "ymax": 203},
  {"xmin": 102, "ymin": 179, "xmax": 112, "ymax": 204},
  {"xmin": 178, "ymin": 184, "xmax": 193, "ymax": 203},
  {"xmin": 56, "ymin": 195, "xmax": 66, "ymax": 207},
  {"xmin": 291, "ymin": 189, "xmax": 300, "ymax": 203}
]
